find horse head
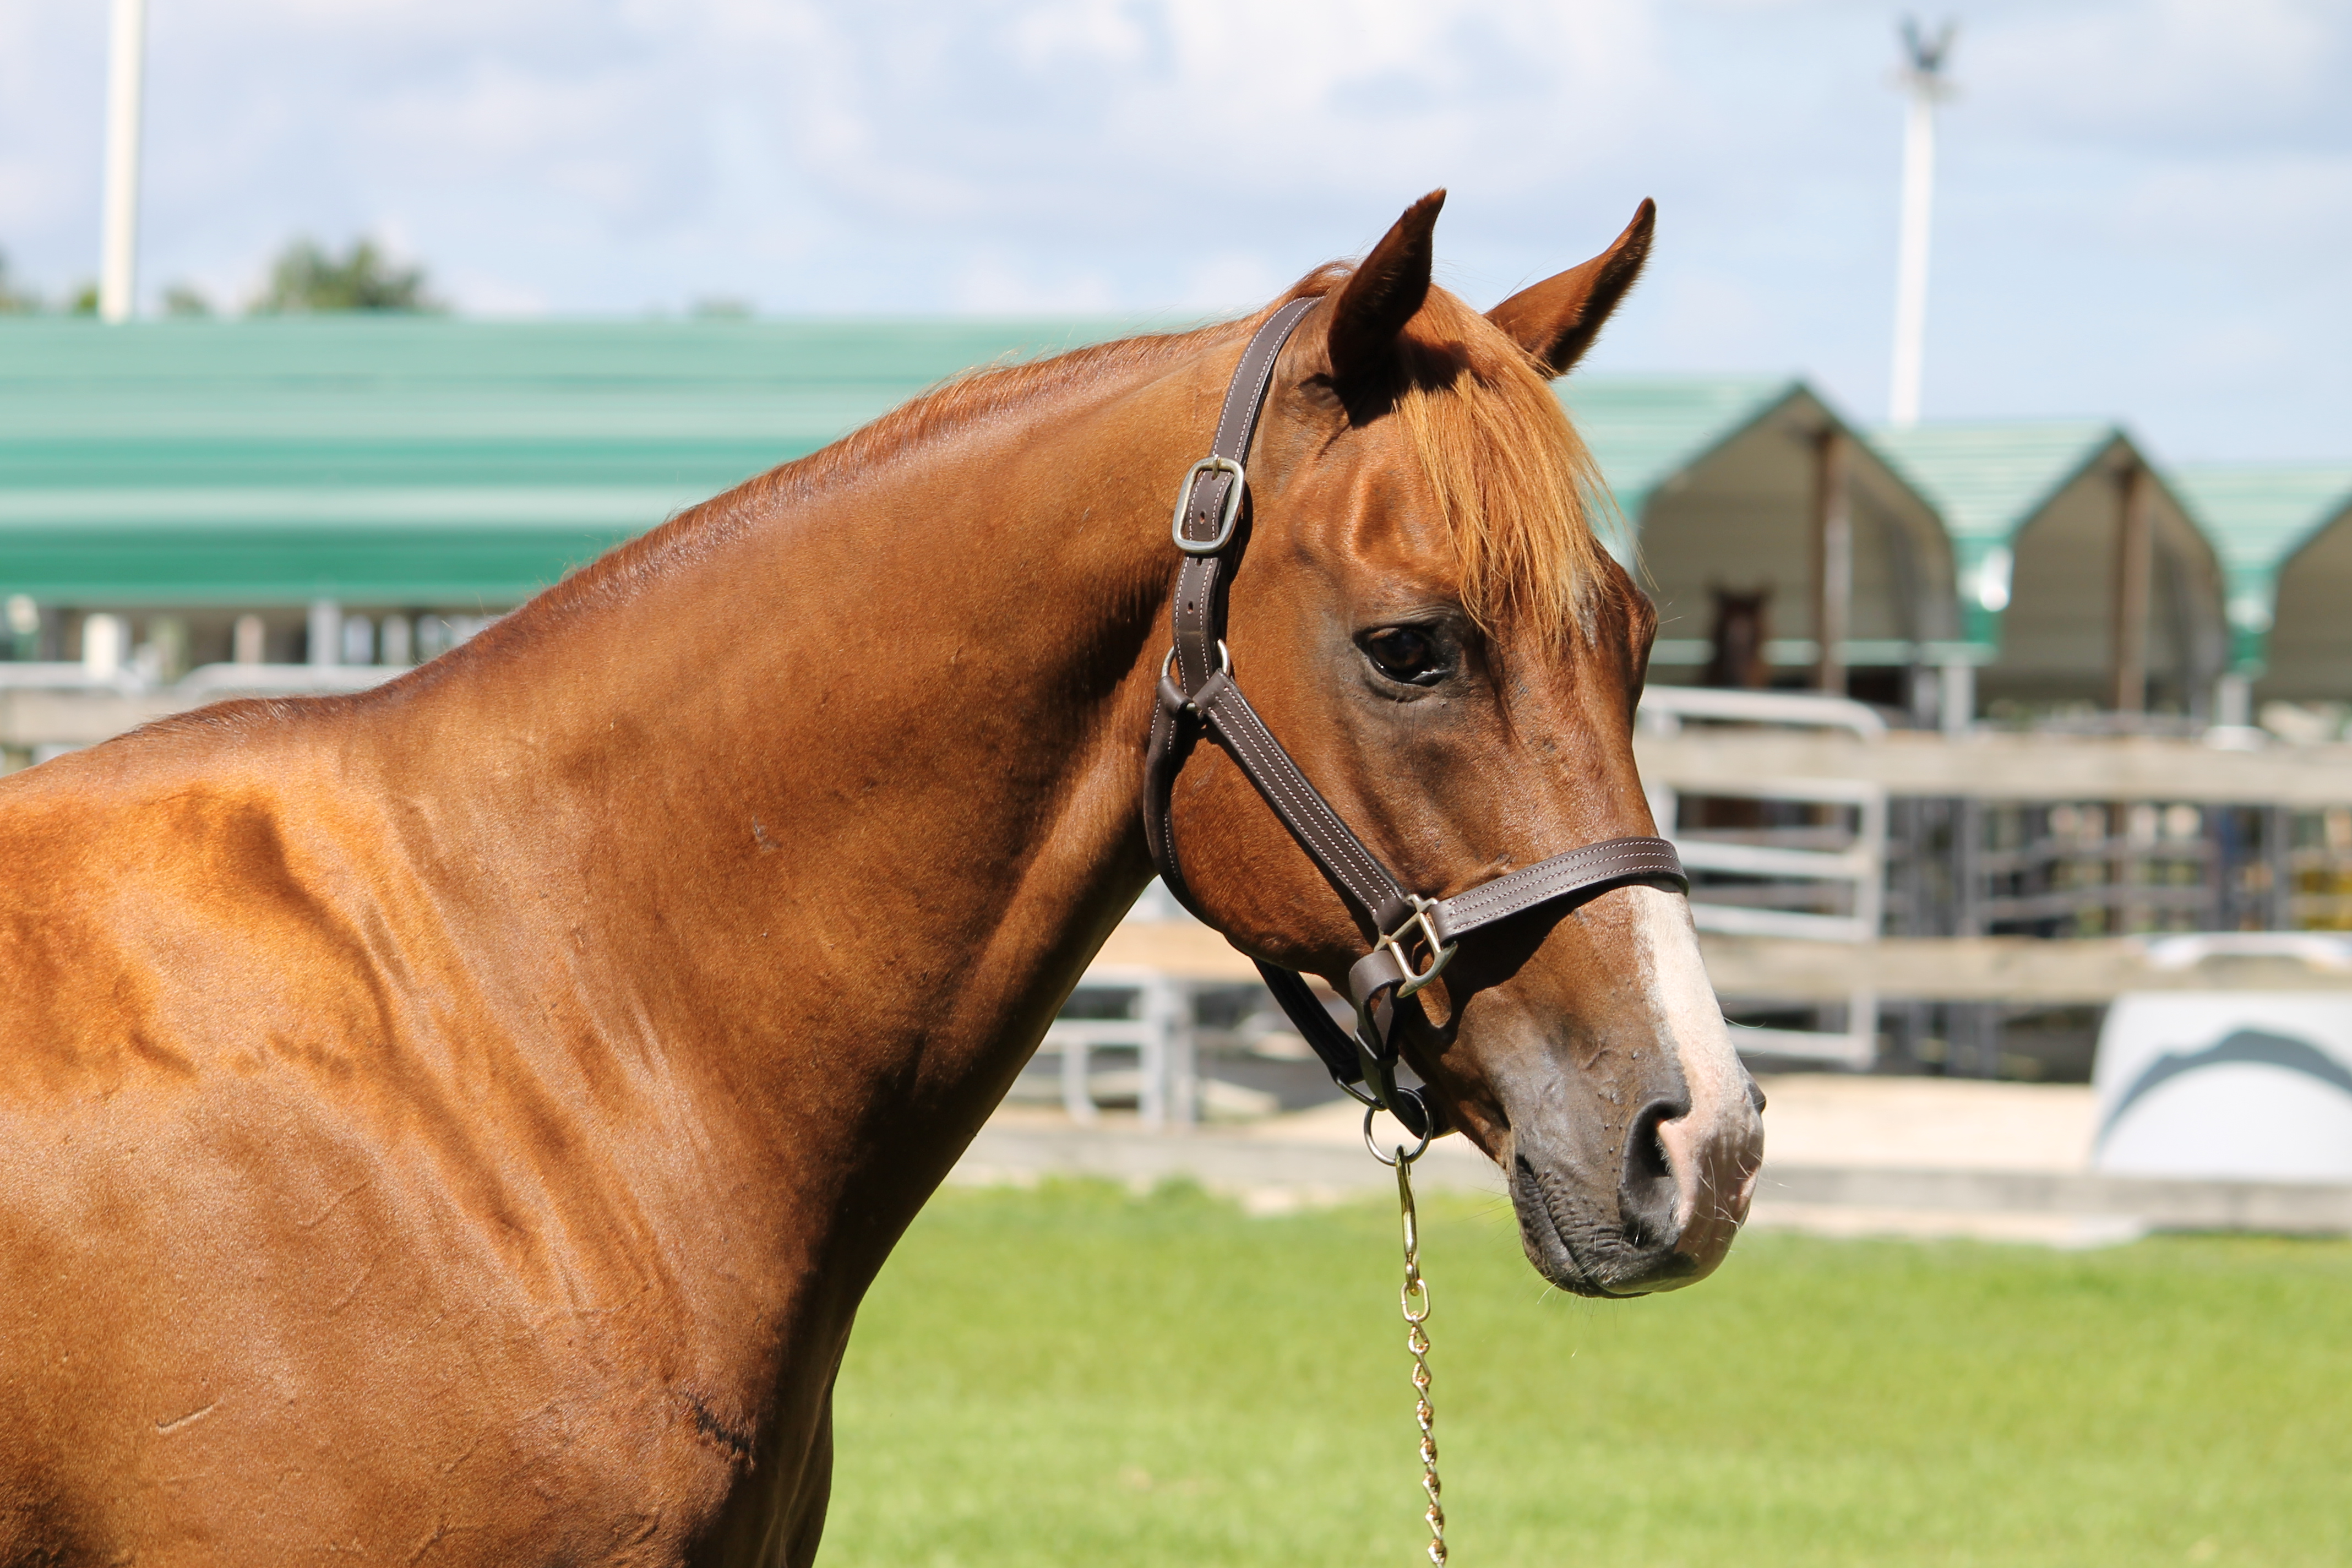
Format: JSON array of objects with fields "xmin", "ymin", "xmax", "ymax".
[
  {"xmin": 1161, "ymin": 193, "xmax": 1763, "ymax": 1297},
  {"xmin": 1705, "ymin": 584, "xmax": 1774, "ymax": 690}
]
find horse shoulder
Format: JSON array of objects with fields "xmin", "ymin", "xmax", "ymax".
[{"xmin": 0, "ymin": 734, "xmax": 752, "ymax": 1557}]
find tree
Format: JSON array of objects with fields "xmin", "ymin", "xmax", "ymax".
[
  {"xmin": 0, "ymin": 252, "xmax": 42, "ymax": 314},
  {"xmin": 0, "ymin": 253, "xmax": 98, "ymax": 314},
  {"xmin": 249, "ymin": 237, "xmax": 439, "ymax": 314}
]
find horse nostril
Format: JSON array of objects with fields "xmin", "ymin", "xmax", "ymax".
[{"xmin": 1619, "ymin": 1097, "xmax": 1686, "ymax": 1252}]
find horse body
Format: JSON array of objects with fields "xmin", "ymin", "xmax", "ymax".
[{"xmin": 0, "ymin": 195, "xmax": 1762, "ymax": 1564}]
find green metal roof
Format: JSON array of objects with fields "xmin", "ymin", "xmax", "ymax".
[
  {"xmin": 1, "ymin": 325, "xmax": 1835, "ymax": 609},
  {"xmin": 1559, "ymin": 376, "xmax": 1799, "ymax": 523},
  {"xmin": 1868, "ymin": 421, "xmax": 2119, "ymax": 547},
  {"xmin": 1869, "ymin": 421, "xmax": 2128, "ymax": 647},
  {"xmin": 0, "ymin": 316, "xmax": 1133, "ymax": 604},
  {"xmin": 2169, "ymin": 464, "xmax": 2352, "ymax": 671}
]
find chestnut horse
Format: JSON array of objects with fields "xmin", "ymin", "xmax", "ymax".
[{"xmin": 0, "ymin": 194, "xmax": 1761, "ymax": 1564}]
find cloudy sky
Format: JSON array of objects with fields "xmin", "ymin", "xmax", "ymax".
[{"xmin": 2, "ymin": 0, "xmax": 2346, "ymax": 460}]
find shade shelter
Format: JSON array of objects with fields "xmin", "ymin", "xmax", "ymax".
[
  {"xmin": 2169, "ymin": 466, "xmax": 2352, "ymax": 710},
  {"xmin": 1565, "ymin": 378, "xmax": 1958, "ymax": 706},
  {"xmin": 0, "ymin": 316, "xmax": 1123, "ymax": 666},
  {"xmin": 1872, "ymin": 423, "xmax": 2228, "ymax": 720}
]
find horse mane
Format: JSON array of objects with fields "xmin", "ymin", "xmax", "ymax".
[
  {"xmin": 134, "ymin": 273, "xmax": 1612, "ymax": 752},
  {"xmin": 536, "ymin": 265, "xmax": 1611, "ymax": 648},
  {"xmin": 528, "ymin": 316, "xmax": 1257, "ymax": 624}
]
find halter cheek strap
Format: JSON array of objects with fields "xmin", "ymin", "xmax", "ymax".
[{"xmin": 1142, "ymin": 300, "xmax": 1689, "ymax": 1144}]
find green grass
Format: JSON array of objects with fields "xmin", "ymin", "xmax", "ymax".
[{"xmin": 825, "ymin": 1181, "xmax": 2352, "ymax": 1567}]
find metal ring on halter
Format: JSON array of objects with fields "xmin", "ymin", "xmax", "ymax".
[
  {"xmin": 1364, "ymin": 1103, "xmax": 1434, "ymax": 1166},
  {"xmin": 1158, "ymin": 640, "xmax": 1232, "ymax": 686},
  {"xmin": 1378, "ymin": 896, "xmax": 1459, "ymax": 1000},
  {"xmin": 1169, "ymin": 456, "xmax": 1248, "ymax": 555}
]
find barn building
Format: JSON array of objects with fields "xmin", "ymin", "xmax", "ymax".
[
  {"xmin": 1564, "ymin": 378, "xmax": 1959, "ymax": 714},
  {"xmin": 2168, "ymin": 465, "xmax": 2352, "ymax": 714},
  {"xmin": 1871, "ymin": 423, "xmax": 2230, "ymax": 723},
  {"xmin": 0, "ymin": 317, "xmax": 1115, "ymax": 682},
  {"xmin": 6, "ymin": 330, "xmax": 1972, "ymax": 732},
  {"xmin": 0, "ymin": 320, "xmax": 2277, "ymax": 749}
]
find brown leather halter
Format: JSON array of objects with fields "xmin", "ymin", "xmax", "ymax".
[{"xmin": 1143, "ymin": 298, "xmax": 1689, "ymax": 1148}]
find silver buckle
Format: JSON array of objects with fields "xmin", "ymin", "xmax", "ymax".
[
  {"xmin": 1170, "ymin": 456, "xmax": 1247, "ymax": 555},
  {"xmin": 1379, "ymin": 896, "xmax": 1458, "ymax": 1000}
]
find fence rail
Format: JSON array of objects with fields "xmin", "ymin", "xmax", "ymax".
[{"xmin": 1634, "ymin": 727, "xmax": 2352, "ymax": 807}]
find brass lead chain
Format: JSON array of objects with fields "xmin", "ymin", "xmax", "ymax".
[{"xmin": 1395, "ymin": 1151, "xmax": 1446, "ymax": 1565}]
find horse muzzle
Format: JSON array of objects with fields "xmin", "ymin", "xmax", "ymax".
[{"xmin": 1506, "ymin": 1075, "xmax": 1764, "ymax": 1298}]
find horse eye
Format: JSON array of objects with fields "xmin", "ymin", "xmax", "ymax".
[{"xmin": 1364, "ymin": 627, "xmax": 1443, "ymax": 684}]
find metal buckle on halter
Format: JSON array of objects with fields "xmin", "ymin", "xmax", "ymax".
[
  {"xmin": 1378, "ymin": 896, "xmax": 1459, "ymax": 1000},
  {"xmin": 1170, "ymin": 456, "xmax": 1248, "ymax": 556}
]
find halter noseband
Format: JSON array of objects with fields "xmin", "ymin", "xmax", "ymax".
[{"xmin": 1142, "ymin": 298, "xmax": 1689, "ymax": 1148}]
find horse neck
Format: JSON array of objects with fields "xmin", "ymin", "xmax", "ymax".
[{"xmin": 380, "ymin": 347, "xmax": 1213, "ymax": 1166}]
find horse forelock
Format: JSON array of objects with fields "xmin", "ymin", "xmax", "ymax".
[
  {"xmin": 1377, "ymin": 286, "xmax": 1615, "ymax": 648},
  {"xmin": 1237, "ymin": 265, "xmax": 1618, "ymax": 652}
]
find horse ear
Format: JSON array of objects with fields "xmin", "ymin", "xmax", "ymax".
[
  {"xmin": 1325, "ymin": 190, "xmax": 1445, "ymax": 389},
  {"xmin": 1487, "ymin": 199, "xmax": 1655, "ymax": 379}
]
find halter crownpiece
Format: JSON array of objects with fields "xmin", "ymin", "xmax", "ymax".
[{"xmin": 1142, "ymin": 298, "xmax": 1689, "ymax": 1147}]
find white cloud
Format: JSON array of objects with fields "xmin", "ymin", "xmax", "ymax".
[
  {"xmin": 1970, "ymin": 0, "xmax": 2346, "ymax": 151},
  {"xmin": 0, "ymin": 0, "xmax": 2343, "ymax": 458},
  {"xmin": 948, "ymin": 247, "xmax": 1119, "ymax": 313}
]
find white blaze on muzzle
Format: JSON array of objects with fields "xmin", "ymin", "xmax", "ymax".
[{"xmin": 1626, "ymin": 885, "xmax": 1762, "ymax": 1242}]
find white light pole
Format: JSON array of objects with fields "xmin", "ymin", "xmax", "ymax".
[
  {"xmin": 100, "ymin": 0, "xmax": 149, "ymax": 323},
  {"xmin": 1888, "ymin": 18, "xmax": 1954, "ymax": 428}
]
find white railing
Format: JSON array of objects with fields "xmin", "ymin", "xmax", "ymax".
[
  {"xmin": 1036, "ymin": 966, "xmax": 1197, "ymax": 1128},
  {"xmin": 1636, "ymin": 683, "xmax": 1887, "ymax": 738},
  {"xmin": 173, "ymin": 662, "xmax": 402, "ymax": 695},
  {"xmin": 1676, "ymin": 776, "xmax": 1888, "ymax": 946},
  {"xmin": 0, "ymin": 661, "xmax": 403, "ymax": 697},
  {"xmin": 0, "ymin": 662, "xmax": 108, "ymax": 690},
  {"xmin": 1642, "ymin": 687, "xmax": 1887, "ymax": 1068}
]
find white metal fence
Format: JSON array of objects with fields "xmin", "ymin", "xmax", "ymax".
[
  {"xmin": 1035, "ymin": 966, "xmax": 1198, "ymax": 1128},
  {"xmin": 1640, "ymin": 686, "xmax": 1890, "ymax": 1067}
]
